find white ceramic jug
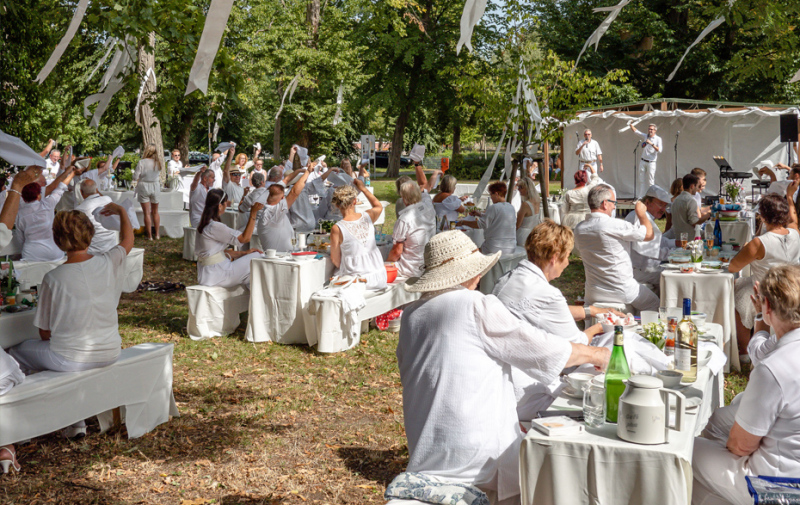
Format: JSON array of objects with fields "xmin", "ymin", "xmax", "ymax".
[{"xmin": 617, "ymin": 375, "xmax": 685, "ymax": 445}]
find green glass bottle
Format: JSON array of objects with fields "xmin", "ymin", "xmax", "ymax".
[{"xmin": 604, "ymin": 325, "xmax": 631, "ymax": 423}]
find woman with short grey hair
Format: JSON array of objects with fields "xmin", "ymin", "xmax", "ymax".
[{"xmin": 432, "ymin": 174, "xmax": 467, "ymax": 225}]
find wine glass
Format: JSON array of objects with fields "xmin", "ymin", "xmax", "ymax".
[
  {"xmin": 680, "ymin": 233, "xmax": 688, "ymax": 250},
  {"xmin": 290, "ymin": 233, "xmax": 297, "ymax": 252},
  {"xmin": 705, "ymin": 226, "xmax": 714, "ymax": 251}
]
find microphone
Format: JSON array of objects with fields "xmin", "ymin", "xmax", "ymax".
[{"xmin": 676, "ymin": 131, "xmax": 681, "ymax": 137}]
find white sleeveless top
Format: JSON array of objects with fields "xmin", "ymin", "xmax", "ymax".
[
  {"xmin": 750, "ymin": 229, "xmax": 800, "ymax": 281},
  {"xmin": 516, "ymin": 200, "xmax": 540, "ymax": 246},
  {"xmin": 336, "ymin": 214, "xmax": 387, "ymax": 290}
]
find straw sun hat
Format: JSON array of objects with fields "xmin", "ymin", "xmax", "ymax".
[{"xmin": 405, "ymin": 231, "xmax": 501, "ymax": 292}]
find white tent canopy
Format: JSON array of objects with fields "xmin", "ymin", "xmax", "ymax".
[{"xmin": 562, "ymin": 103, "xmax": 800, "ymax": 199}]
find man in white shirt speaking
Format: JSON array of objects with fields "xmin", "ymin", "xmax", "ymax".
[
  {"xmin": 624, "ymin": 185, "xmax": 678, "ymax": 288},
  {"xmin": 574, "ymin": 184, "xmax": 660, "ymax": 312},
  {"xmin": 629, "ymin": 123, "xmax": 663, "ymax": 199},
  {"xmin": 575, "ymin": 129, "xmax": 603, "ymax": 175}
]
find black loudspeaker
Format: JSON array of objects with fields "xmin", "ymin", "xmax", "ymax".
[{"xmin": 780, "ymin": 113, "xmax": 799, "ymax": 142}]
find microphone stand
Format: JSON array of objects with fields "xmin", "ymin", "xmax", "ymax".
[
  {"xmin": 632, "ymin": 140, "xmax": 639, "ymax": 199},
  {"xmin": 674, "ymin": 131, "xmax": 680, "ymax": 182}
]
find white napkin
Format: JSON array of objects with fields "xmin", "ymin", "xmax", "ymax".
[
  {"xmin": 0, "ymin": 129, "xmax": 47, "ymax": 168},
  {"xmin": 409, "ymin": 143, "xmax": 426, "ymax": 162},
  {"xmin": 293, "ymin": 145, "xmax": 309, "ymax": 167},
  {"xmin": 215, "ymin": 141, "xmax": 234, "ymax": 153},
  {"xmin": 92, "ymin": 198, "xmax": 140, "ymax": 230},
  {"xmin": 699, "ymin": 341, "xmax": 728, "ymax": 376},
  {"xmin": 327, "ymin": 172, "xmax": 353, "ymax": 187},
  {"xmin": 592, "ymin": 330, "xmax": 671, "ymax": 375}
]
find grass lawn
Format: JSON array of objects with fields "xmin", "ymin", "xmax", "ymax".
[{"xmin": 1, "ymin": 177, "xmax": 748, "ymax": 503}]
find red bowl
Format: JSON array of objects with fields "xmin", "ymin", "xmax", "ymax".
[{"xmin": 385, "ymin": 265, "xmax": 398, "ymax": 283}]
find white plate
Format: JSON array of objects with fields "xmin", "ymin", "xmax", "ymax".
[
  {"xmin": 562, "ymin": 386, "xmax": 584, "ymax": 399},
  {"xmin": 698, "ymin": 267, "xmax": 724, "ymax": 273}
]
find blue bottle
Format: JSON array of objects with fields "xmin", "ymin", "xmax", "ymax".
[{"xmin": 713, "ymin": 214, "xmax": 722, "ymax": 248}]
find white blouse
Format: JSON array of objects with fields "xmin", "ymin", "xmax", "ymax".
[
  {"xmin": 433, "ymin": 194, "xmax": 462, "ymax": 224},
  {"xmin": 392, "ymin": 198, "xmax": 436, "ymax": 278},
  {"xmin": 16, "ymin": 183, "xmax": 68, "ymax": 262},
  {"xmin": 336, "ymin": 214, "xmax": 387, "ymax": 289},
  {"xmin": 397, "ymin": 288, "xmax": 572, "ymax": 500},
  {"xmin": 479, "ymin": 202, "xmax": 517, "ymax": 255},
  {"xmin": 257, "ymin": 198, "xmax": 294, "ymax": 252},
  {"xmin": 133, "ymin": 158, "xmax": 160, "ymax": 183}
]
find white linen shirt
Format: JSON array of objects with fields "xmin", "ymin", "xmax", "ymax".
[
  {"xmin": 735, "ymin": 328, "xmax": 800, "ymax": 476},
  {"xmin": 478, "ymin": 202, "xmax": 517, "ymax": 255},
  {"xmin": 577, "ymin": 139, "xmax": 602, "ymax": 172},
  {"xmin": 397, "ymin": 288, "xmax": 572, "ymax": 501},
  {"xmin": 224, "ymin": 181, "xmax": 244, "ymax": 205},
  {"xmin": 76, "ymin": 194, "xmax": 117, "ymax": 256},
  {"xmin": 167, "ymin": 159, "xmax": 183, "ymax": 177},
  {"xmin": 573, "ymin": 212, "xmax": 646, "ymax": 305},
  {"xmin": 392, "ymin": 197, "xmax": 436, "ymax": 278},
  {"xmin": 433, "ymin": 194, "xmax": 462, "ymax": 224},
  {"xmin": 45, "ymin": 158, "xmax": 60, "ymax": 180},
  {"xmin": 16, "ymin": 183, "xmax": 68, "ymax": 262},
  {"xmin": 190, "ymin": 184, "xmax": 208, "ymax": 228},
  {"xmin": 624, "ymin": 210, "xmax": 674, "ymax": 273},
  {"xmin": 34, "ymin": 245, "xmax": 127, "ymax": 363},
  {"xmin": 257, "ymin": 198, "xmax": 294, "ymax": 252},
  {"xmin": 635, "ymin": 131, "xmax": 663, "ymax": 161}
]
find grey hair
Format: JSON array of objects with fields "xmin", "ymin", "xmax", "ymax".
[
  {"xmin": 267, "ymin": 167, "xmax": 283, "ymax": 182},
  {"xmin": 395, "ymin": 175, "xmax": 412, "ymax": 194},
  {"xmin": 648, "ymin": 124, "xmax": 658, "ymax": 130},
  {"xmin": 79, "ymin": 179, "xmax": 97, "ymax": 197},
  {"xmin": 440, "ymin": 175, "xmax": 457, "ymax": 194},
  {"xmin": 587, "ymin": 184, "xmax": 614, "ymax": 210},
  {"xmin": 201, "ymin": 170, "xmax": 215, "ymax": 182},
  {"xmin": 251, "ymin": 172, "xmax": 265, "ymax": 188},
  {"xmin": 399, "ymin": 181, "xmax": 422, "ymax": 206},
  {"xmin": 50, "ymin": 149, "xmax": 61, "ymax": 157}
]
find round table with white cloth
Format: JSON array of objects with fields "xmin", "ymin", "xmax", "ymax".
[{"xmin": 105, "ymin": 188, "xmax": 184, "ymax": 211}]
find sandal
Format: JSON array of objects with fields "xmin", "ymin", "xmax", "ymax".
[{"xmin": 0, "ymin": 445, "xmax": 20, "ymax": 474}]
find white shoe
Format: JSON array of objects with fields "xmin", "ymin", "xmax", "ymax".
[{"xmin": 62, "ymin": 425, "xmax": 86, "ymax": 440}]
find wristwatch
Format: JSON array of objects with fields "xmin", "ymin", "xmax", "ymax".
[
  {"xmin": 754, "ymin": 313, "xmax": 764, "ymax": 322},
  {"xmin": 584, "ymin": 306, "xmax": 593, "ymax": 319}
]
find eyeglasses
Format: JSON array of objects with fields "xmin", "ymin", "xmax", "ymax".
[{"xmin": 605, "ymin": 199, "xmax": 617, "ymax": 206}]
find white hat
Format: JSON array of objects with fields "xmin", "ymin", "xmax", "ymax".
[
  {"xmin": 409, "ymin": 144, "xmax": 426, "ymax": 163},
  {"xmin": 644, "ymin": 184, "xmax": 671, "ymax": 204},
  {"xmin": 405, "ymin": 231, "xmax": 501, "ymax": 292}
]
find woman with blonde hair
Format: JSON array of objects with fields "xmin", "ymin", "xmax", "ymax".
[
  {"xmin": 133, "ymin": 144, "xmax": 163, "ymax": 240},
  {"xmin": 330, "ymin": 179, "xmax": 387, "ymax": 289},
  {"xmin": 516, "ymin": 176, "xmax": 541, "ymax": 245}
]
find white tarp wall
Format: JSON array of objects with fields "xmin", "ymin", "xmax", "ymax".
[{"xmin": 563, "ymin": 106, "xmax": 800, "ymax": 198}]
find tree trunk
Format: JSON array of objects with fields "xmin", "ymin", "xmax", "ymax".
[
  {"xmin": 306, "ymin": 0, "xmax": 321, "ymax": 48},
  {"xmin": 137, "ymin": 32, "xmax": 165, "ymax": 181},
  {"xmin": 175, "ymin": 108, "xmax": 194, "ymax": 163},
  {"xmin": 387, "ymin": 104, "xmax": 411, "ymax": 178},
  {"xmin": 452, "ymin": 121, "xmax": 461, "ymax": 159}
]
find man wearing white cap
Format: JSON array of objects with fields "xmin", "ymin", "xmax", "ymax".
[
  {"xmin": 575, "ymin": 129, "xmax": 603, "ymax": 175},
  {"xmin": 625, "ymin": 185, "xmax": 679, "ymax": 287}
]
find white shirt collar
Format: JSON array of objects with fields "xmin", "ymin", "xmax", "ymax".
[{"xmin": 777, "ymin": 327, "xmax": 800, "ymax": 347}]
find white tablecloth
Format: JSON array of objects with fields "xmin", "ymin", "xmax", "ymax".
[
  {"xmin": 480, "ymin": 246, "xmax": 527, "ymax": 294},
  {"xmin": 186, "ymin": 284, "xmax": 250, "ymax": 340},
  {"xmin": 520, "ymin": 363, "xmax": 720, "ymax": 505},
  {"xmin": 660, "ymin": 270, "xmax": 738, "ymax": 371},
  {"xmin": 105, "ymin": 189, "xmax": 184, "ymax": 211},
  {"xmin": 221, "ymin": 210, "xmax": 245, "ymax": 231},
  {"xmin": 134, "ymin": 210, "xmax": 190, "ymax": 238},
  {"xmin": 0, "ymin": 309, "xmax": 38, "ymax": 349},
  {"xmin": 0, "ymin": 343, "xmax": 178, "ymax": 445},
  {"xmin": 245, "ymin": 255, "xmax": 335, "ymax": 344}
]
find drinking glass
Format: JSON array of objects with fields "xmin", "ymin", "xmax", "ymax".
[
  {"xmin": 583, "ymin": 379, "xmax": 605, "ymax": 428},
  {"xmin": 659, "ymin": 306, "xmax": 668, "ymax": 322},
  {"xmin": 290, "ymin": 234, "xmax": 297, "ymax": 252},
  {"xmin": 680, "ymin": 233, "xmax": 688, "ymax": 249},
  {"xmin": 705, "ymin": 226, "xmax": 714, "ymax": 250}
]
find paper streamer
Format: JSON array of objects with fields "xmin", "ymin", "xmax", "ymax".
[
  {"xmin": 667, "ymin": 16, "xmax": 726, "ymax": 81},
  {"xmin": 185, "ymin": 0, "xmax": 236, "ymax": 96},
  {"xmin": 134, "ymin": 67, "xmax": 158, "ymax": 126},
  {"xmin": 0, "ymin": 129, "xmax": 48, "ymax": 168},
  {"xmin": 275, "ymin": 74, "xmax": 301, "ymax": 120},
  {"xmin": 332, "ymin": 82, "xmax": 344, "ymax": 126},
  {"xmin": 212, "ymin": 112, "xmax": 223, "ymax": 143},
  {"xmin": 791, "ymin": 69, "xmax": 800, "ymax": 83},
  {"xmin": 87, "ymin": 37, "xmax": 118, "ymax": 82},
  {"xmin": 34, "ymin": 0, "xmax": 90, "ymax": 84},
  {"xmin": 83, "ymin": 39, "xmax": 136, "ymax": 128},
  {"xmin": 574, "ymin": 0, "xmax": 631, "ymax": 69},
  {"xmin": 456, "ymin": 0, "xmax": 488, "ymax": 55}
]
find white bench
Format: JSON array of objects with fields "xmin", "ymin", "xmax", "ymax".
[
  {"xmin": 0, "ymin": 343, "xmax": 178, "ymax": 445},
  {"xmin": 186, "ymin": 284, "xmax": 250, "ymax": 340},
  {"xmin": 307, "ymin": 281, "xmax": 420, "ymax": 353},
  {"xmin": 183, "ymin": 227, "xmax": 198, "ymax": 261}
]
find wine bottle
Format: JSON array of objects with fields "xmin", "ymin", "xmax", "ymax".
[
  {"xmin": 714, "ymin": 214, "xmax": 723, "ymax": 248},
  {"xmin": 604, "ymin": 325, "xmax": 631, "ymax": 423},
  {"xmin": 676, "ymin": 297, "xmax": 698, "ymax": 382}
]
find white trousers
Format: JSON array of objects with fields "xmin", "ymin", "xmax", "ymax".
[
  {"xmin": 692, "ymin": 437, "xmax": 752, "ymax": 505},
  {"xmin": 637, "ymin": 160, "xmax": 657, "ymax": 199}
]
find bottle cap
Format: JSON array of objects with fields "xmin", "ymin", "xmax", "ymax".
[{"xmin": 614, "ymin": 325, "xmax": 623, "ymax": 332}]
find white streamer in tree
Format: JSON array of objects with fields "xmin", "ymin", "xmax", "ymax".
[
  {"xmin": 185, "ymin": 0, "xmax": 236, "ymax": 96},
  {"xmin": 34, "ymin": 0, "xmax": 91, "ymax": 84},
  {"xmin": 456, "ymin": 0, "xmax": 488, "ymax": 55},
  {"xmin": 791, "ymin": 68, "xmax": 800, "ymax": 84},
  {"xmin": 332, "ymin": 82, "xmax": 345, "ymax": 126},
  {"xmin": 135, "ymin": 67, "xmax": 158, "ymax": 126},
  {"xmin": 667, "ymin": 16, "xmax": 727, "ymax": 81},
  {"xmin": 212, "ymin": 112, "xmax": 223, "ymax": 143},
  {"xmin": 87, "ymin": 37, "xmax": 118, "ymax": 82},
  {"xmin": 275, "ymin": 74, "xmax": 301, "ymax": 120},
  {"xmin": 83, "ymin": 39, "xmax": 136, "ymax": 128},
  {"xmin": 573, "ymin": 0, "xmax": 631, "ymax": 69},
  {"xmin": 472, "ymin": 126, "xmax": 507, "ymax": 202}
]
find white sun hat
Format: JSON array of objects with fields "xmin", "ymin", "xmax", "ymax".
[
  {"xmin": 409, "ymin": 144, "xmax": 426, "ymax": 163},
  {"xmin": 405, "ymin": 231, "xmax": 501, "ymax": 292}
]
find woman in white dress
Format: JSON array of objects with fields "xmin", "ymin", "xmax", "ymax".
[
  {"xmin": 396, "ymin": 231, "xmax": 609, "ymax": 502},
  {"xmin": 9, "ymin": 203, "xmax": 133, "ymax": 439},
  {"xmin": 561, "ymin": 169, "xmax": 597, "ymax": 230},
  {"xmin": 432, "ymin": 175, "xmax": 467, "ymax": 226},
  {"xmin": 729, "ymin": 193, "xmax": 800, "ymax": 356},
  {"xmin": 196, "ymin": 189, "xmax": 262, "ymax": 288},
  {"xmin": 330, "ymin": 179, "xmax": 387, "ymax": 289},
  {"xmin": 16, "ymin": 166, "xmax": 78, "ymax": 262},
  {"xmin": 133, "ymin": 144, "xmax": 164, "ymax": 240},
  {"xmin": 693, "ymin": 264, "xmax": 800, "ymax": 505},
  {"xmin": 387, "ymin": 181, "xmax": 436, "ymax": 278},
  {"xmin": 515, "ymin": 176, "xmax": 541, "ymax": 245},
  {"xmin": 461, "ymin": 181, "xmax": 517, "ymax": 255}
]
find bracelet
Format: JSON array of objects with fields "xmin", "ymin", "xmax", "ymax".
[
  {"xmin": 7, "ymin": 189, "xmax": 21, "ymax": 196},
  {"xmin": 754, "ymin": 313, "xmax": 764, "ymax": 322}
]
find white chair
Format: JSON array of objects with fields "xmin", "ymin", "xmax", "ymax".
[
  {"xmin": 183, "ymin": 227, "xmax": 197, "ymax": 261},
  {"xmin": 186, "ymin": 284, "xmax": 249, "ymax": 340}
]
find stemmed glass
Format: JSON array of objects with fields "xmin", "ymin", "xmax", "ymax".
[
  {"xmin": 290, "ymin": 233, "xmax": 297, "ymax": 252},
  {"xmin": 680, "ymin": 233, "xmax": 688, "ymax": 250}
]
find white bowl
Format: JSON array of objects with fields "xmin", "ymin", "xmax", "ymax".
[
  {"xmin": 698, "ymin": 349, "xmax": 713, "ymax": 368},
  {"xmin": 566, "ymin": 372, "xmax": 595, "ymax": 392},
  {"xmin": 691, "ymin": 312, "xmax": 707, "ymax": 329},
  {"xmin": 656, "ymin": 370, "xmax": 683, "ymax": 388}
]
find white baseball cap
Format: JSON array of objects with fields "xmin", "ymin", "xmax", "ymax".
[{"xmin": 645, "ymin": 184, "xmax": 671, "ymax": 204}]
